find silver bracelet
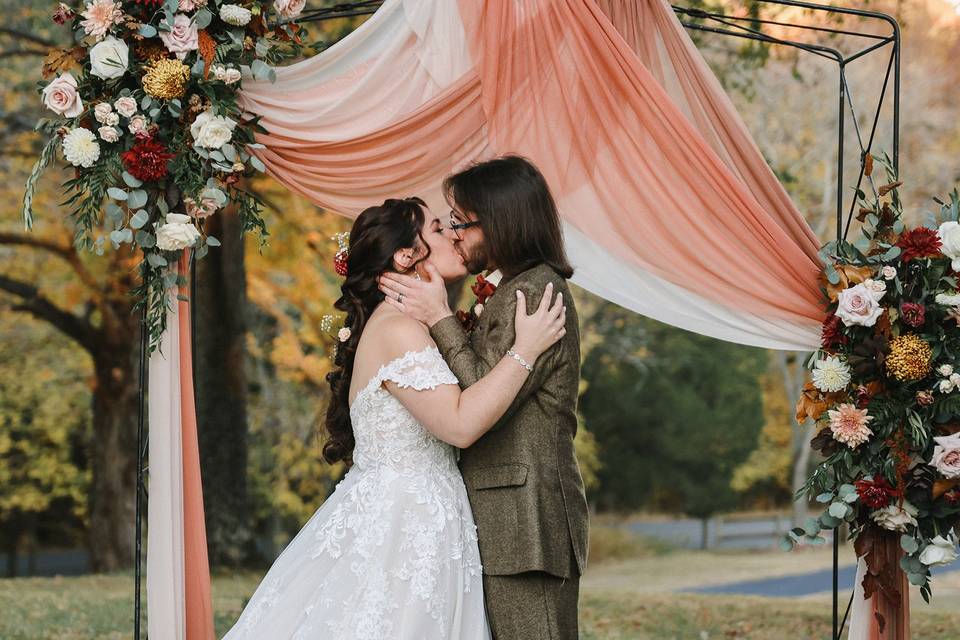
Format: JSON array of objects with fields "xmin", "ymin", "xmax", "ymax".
[{"xmin": 506, "ymin": 349, "xmax": 533, "ymax": 372}]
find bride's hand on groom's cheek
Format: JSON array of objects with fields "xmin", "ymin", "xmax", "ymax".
[{"xmin": 378, "ymin": 264, "xmax": 453, "ymax": 327}]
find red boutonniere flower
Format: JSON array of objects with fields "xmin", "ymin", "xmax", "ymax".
[
  {"xmin": 855, "ymin": 476, "xmax": 900, "ymax": 509},
  {"xmin": 458, "ymin": 275, "xmax": 498, "ymax": 332},
  {"xmin": 471, "ymin": 274, "xmax": 497, "ymax": 305}
]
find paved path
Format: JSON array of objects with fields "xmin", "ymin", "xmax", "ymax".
[{"xmin": 684, "ymin": 563, "xmax": 956, "ymax": 597}]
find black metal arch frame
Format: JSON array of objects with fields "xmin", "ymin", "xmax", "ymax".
[{"xmin": 132, "ymin": 3, "xmax": 901, "ymax": 639}]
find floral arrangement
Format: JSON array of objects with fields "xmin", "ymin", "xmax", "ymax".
[
  {"xmin": 787, "ymin": 153, "xmax": 960, "ymax": 607},
  {"xmin": 23, "ymin": 0, "xmax": 316, "ymax": 350}
]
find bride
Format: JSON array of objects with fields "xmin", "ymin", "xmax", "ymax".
[{"xmin": 222, "ymin": 197, "xmax": 566, "ymax": 639}]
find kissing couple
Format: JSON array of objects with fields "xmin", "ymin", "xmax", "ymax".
[{"xmin": 223, "ymin": 156, "xmax": 589, "ymax": 640}]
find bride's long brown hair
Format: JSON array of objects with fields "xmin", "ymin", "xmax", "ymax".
[{"xmin": 323, "ymin": 197, "xmax": 431, "ymax": 465}]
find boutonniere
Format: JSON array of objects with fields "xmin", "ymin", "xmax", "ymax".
[{"xmin": 457, "ymin": 274, "xmax": 498, "ymax": 332}]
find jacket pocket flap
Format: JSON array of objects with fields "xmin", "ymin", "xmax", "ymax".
[{"xmin": 467, "ymin": 464, "xmax": 529, "ymax": 490}]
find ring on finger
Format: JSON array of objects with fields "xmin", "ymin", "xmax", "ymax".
[{"xmin": 398, "ymin": 292, "xmax": 404, "ymax": 304}]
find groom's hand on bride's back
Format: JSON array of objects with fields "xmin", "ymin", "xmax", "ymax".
[{"xmin": 379, "ymin": 264, "xmax": 453, "ymax": 326}]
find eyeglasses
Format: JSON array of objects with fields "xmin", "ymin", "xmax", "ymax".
[{"xmin": 447, "ymin": 211, "xmax": 480, "ymax": 240}]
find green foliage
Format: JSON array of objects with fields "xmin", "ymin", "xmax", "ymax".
[
  {"xmin": 580, "ymin": 303, "xmax": 766, "ymax": 518},
  {"xmin": 0, "ymin": 316, "xmax": 91, "ymax": 552}
]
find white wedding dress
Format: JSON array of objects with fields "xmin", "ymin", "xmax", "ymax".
[{"xmin": 222, "ymin": 347, "xmax": 492, "ymax": 640}]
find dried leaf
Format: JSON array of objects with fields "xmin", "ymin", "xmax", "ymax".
[
  {"xmin": 857, "ymin": 206, "xmax": 875, "ymax": 223},
  {"xmin": 933, "ymin": 479, "xmax": 960, "ymax": 500},
  {"xmin": 42, "ymin": 48, "xmax": 81, "ymax": 79},
  {"xmin": 878, "ymin": 181, "xmax": 903, "ymax": 197},
  {"xmin": 864, "ymin": 154, "xmax": 874, "ymax": 177},
  {"xmin": 821, "ymin": 263, "xmax": 874, "ymax": 302}
]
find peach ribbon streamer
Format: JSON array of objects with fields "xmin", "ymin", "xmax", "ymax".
[
  {"xmin": 239, "ymin": 0, "xmax": 826, "ymax": 350},
  {"xmin": 848, "ymin": 537, "xmax": 911, "ymax": 640},
  {"xmin": 147, "ymin": 252, "xmax": 214, "ymax": 640}
]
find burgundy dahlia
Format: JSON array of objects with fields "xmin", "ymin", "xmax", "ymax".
[
  {"xmin": 899, "ymin": 302, "xmax": 926, "ymax": 328},
  {"xmin": 896, "ymin": 227, "xmax": 942, "ymax": 262},
  {"xmin": 121, "ymin": 136, "xmax": 174, "ymax": 182},
  {"xmin": 855, "ymin": 476, "xmax": 899, "ymax": 509},
  {"xmin": 821, "ymin": 314, "xmax": 847, "ymax": 351}
]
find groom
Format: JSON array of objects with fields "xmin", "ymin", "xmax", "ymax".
[{"xmin": 379, "ymin": 156, "xmax": 589, "ymax": 639}]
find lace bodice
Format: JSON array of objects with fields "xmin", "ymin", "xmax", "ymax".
[{"xmin": 349, "ymin": 346, "xmax": 461, "ymax": 475}]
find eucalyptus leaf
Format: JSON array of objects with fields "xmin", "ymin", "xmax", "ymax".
[
  {"xmin": 195, "ymin": 243, "xmax": 209, "ymax": 260},
  {"xmin": 109, "ymin": 229, "xmax": 126, "ymax": 245},
  {"xmin": 149, "ymin": 107, "xmax": 162, "ymax": 119},
  {"xmin": 803, "ymin": 518, "xmax": 820, "ymax": 537},
  {"xmin": 828, "ymin": 502, "xmax": 849, "ymax": 519},
  {"xmin": 908, "ymin": 572, "xmax": 928, "ymax": 586},
  {"xmin": 130, "ymin": 210, "xmax": 150, "ymax": 229},
  {"xmin": 121, "ymin": 228, "xmax": 133, "ymax": 243},
  {"xmin": 779, "ymin": 538, "xmax": 794, "ymax": 552},
  {"xmin": 140, "ymin": 95, "xmax": 153, "ymax": 111},
  {"xmin": 210, "ymin": 150, "xmax": 225, "ymax": 162},
  {"xmin": 107, "ymin": 187, "xmax": 128, "ymax": 201},
  {"xmin": 816, "ymin": 492, "xmax": 834, "ymax": 504},
  {"xmin": 195, "ymin": 7, "xmax": 213, "ymax": 28},
  {"xmin": 901, "ymin": 535, "xmax": 919, "ymax": 554},
  {"xmin": 882, "ymin": 245, "xmax": 902, "ymax": 261},
  {"xmin": 250, "ymin": 156, "xmax": 266, "ymax": 173},
  {"xmin": 106, "ymin": 202, "xmax": 124, "ymax": 222},
  {"xmin": 221, "ymin": 144, "xmax": 237, "ymax": 162},
  {"xmin": 127, "ymin": 190, "xmax": 148, "ymax": 209},
  {"xmin": 139, "ymin": 24, "xmax": 158, "ymax": 38},
  {"xmin": 135, "ymin": 231, "xmax": 156, "ymax": 248},
  {"xmin": 122, "ymin": 172, "xmax": 143, "ymax": 188},
  {"xmin": 820, "ymin": 514, "xmax": 842, "ymax": 528},
  {"xmin": 206, "ymin": 236, "xmax": 221, "ymax": 247},
  {"xmin": 147, "ymin": 252, "xmax": 168, "ymax": 268}
]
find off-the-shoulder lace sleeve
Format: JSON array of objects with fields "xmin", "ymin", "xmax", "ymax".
[{"xmin": 377, "ymin": 346, "xmax": 459, "ymax": 391}]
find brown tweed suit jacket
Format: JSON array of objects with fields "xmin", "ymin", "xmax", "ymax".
[{"xmin": 430, "ymin": 263, "xmax": 589, "ymax": 578}]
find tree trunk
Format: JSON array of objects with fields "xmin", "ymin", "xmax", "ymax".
[
  {"xmin": 87, "ymin": 338, "xmax": 140, "ymax": 572},
  {"xmin": 193, "ymin": 209, "xmax": 251, "ymax": 566}
]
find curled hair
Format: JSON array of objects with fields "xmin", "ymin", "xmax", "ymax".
[{"xmin": 322, "ymin": 197, "xmax": 430, "ymax": 465}]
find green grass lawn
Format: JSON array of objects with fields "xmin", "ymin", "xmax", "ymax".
[{"xmin": 3, "ymin": 535, "xmax": 960, "ymax": 639}]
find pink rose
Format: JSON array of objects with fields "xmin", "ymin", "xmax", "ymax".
[
  {"xmin": 184, "ymin": 196, "xmax": 218, "ymax": 219},
  {"xmin": 42, "ymin": 73, "xmax": 83, "ymax": 117},
  {"xmin": 160, "ymin": 14, "xmax": 199, "ymax": 60},
  {"xmin": 881, "ymin": 266, "xmax": 897, "ymax": 280},
  {"xmin": 274, "ymin": 0, "xmax": 306, "ymax": 18},
  {"xmin": 932, "ymin": 432, "xmax": 960, "ymax": 479},
  {"xmin": 128, "ymin": 114, "xmax": 149, "ymax": 136},
  {"xmin": 114, "ymin": 96, "xmax": 138, "ymax": 118},
  {"xmin": 836, "ymin": 283, "xmax": 884, "ymax": 327},
  {"xmin": 179, "ymin": 0, "xmax": 207, "ymax": 10},
  {"xmin": 98, "ymin": 126, "xmax": 120, "ymax": 142}
]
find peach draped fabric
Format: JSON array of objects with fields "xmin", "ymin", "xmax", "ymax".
[
  {"xmin": 238, "ymin": 0, "xmax": 827, "ymax": 350},
  {"xmin": 148, "ymin": 251, "xmax": 214, "ymax": 640}
]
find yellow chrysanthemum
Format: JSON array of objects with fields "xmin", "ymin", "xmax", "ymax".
[
  {"xmin": 142, "ymin": 58, "xmax": 190, "ymax": 100},
  {"xmin": 886, "ymin": 333, "xmax": 932, "ymax": 381}
]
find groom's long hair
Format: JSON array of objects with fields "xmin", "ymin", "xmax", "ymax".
[
  {"xmin": 443, "ymin": 155, "xmax": 573, "ymax": 279},
  {"xmin": 323, "ymin": 197, "xmax": 431, "ymax": 465}
]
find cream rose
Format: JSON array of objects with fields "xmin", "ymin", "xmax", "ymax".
[
  {"xmin": 274, "ymin": 0, "xmax": 306, "ymax": 18},
  {"xmin": 160, "ymin": 14, "xmax": 199, "ymax": 60},
  {"xmin": 862, "ymin": 278, "xmax": 887, "ymax": 301},
  {"xmin": 156, "ymin": 213, "xmax": 201, "ymax": 251},
  {"xmin": 836, "ymin": 283, "xmax": 884, "ymax": 327},
  {"xmin": 931, "ymin": 432, "xmax": 960, "ymax": 479},
  {"xmin": 870, "ymin": 502, "xmax": 918, "ymax": 532},
  {"xmin": 114, "ymin": 96, "xmax": 137, "ymax": 117},
  {"xmin": 881, "ymin": 265, "xmax": 897, "ymax": 280},
  {"xmin": 42, "ymin": 73, "xmax": 83, "ymax": 117},
  {"xmin": 190, "ymin": 109, "xmax": 236, "ymax": 149},
  {"xmin": 93, "ymin": 102, "xmax": 113, "ymax": 124},
  {"xmin": 936, "ymin": 292, "xmax": 960, "ymax": 306},
  {"xmin": 920, "ymin": 536, "xmax": 959, "ymax": 567},
  {"xmin": 938, "ymin": 221, "xmax": 960, "ymax": 271},
  {"xmin": 89, "ymin": 36, "xmax": 129, "ymax": 80}
]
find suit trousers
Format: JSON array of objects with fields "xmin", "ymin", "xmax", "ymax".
[{"xmin": 483, "ymin": 567, "xmax": 580, "ymax": 640}]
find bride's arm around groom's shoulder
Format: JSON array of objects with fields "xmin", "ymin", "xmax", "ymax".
[
  {"xmin": 430, "ymin": 263, "xmax": 578, "ymax": 424},
  {"xmin": 377, "ymin": 291, "xmax": 565, "ymax": 448}
]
